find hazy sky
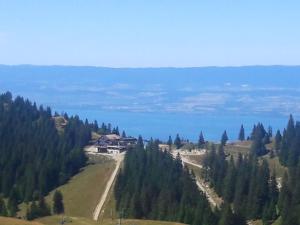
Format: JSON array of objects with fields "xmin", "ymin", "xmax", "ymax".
[{"xmin": 0, "ymin": 1, "xmax": 299, "ymax": 67}]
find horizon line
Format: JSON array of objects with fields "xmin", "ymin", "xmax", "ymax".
[{"xmin": 1, "ymin": 64, "xmax": 300, "ymax": 69}]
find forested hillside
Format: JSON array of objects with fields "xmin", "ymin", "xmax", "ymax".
[
  {"xmin": 114, "ymin": 138, "xmax": 245, "ymax": 225},
  {"xmin": 203, "ymin": 116, "xmax": 300, "ymax": 225},
  {"xmin": 276, "ymin": 115, "xmax": 300, "ymax": 225},
  {"xmin": 203, "ymin": 146, "xmax": 278, "ymax": 224},
  {"xmin": 0, "ymin": 92, "xmax": 92, "ymax": 216}
]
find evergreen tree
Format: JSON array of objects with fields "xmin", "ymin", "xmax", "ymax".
[
  {"xmin": 221, "ymin": 130, "xmax": 228, "ymax": 146},
  {"xmin": 174, "ymin": 134, "xmax": 182, "ymax": 149},
  {"xmin": 53, "ymin": 190, "xmax": 64, "ymax": 214},
  {"xmin": 238, "ymin": 125, "xmax": 245, "ymax": 141},
  {"xmin": 38, "ymin": 195, "xmax": 51, "ymax": 217},
  {"xmin": 0, "ymin": 196, "xmax": 7, "ymax": 216},
  {"xmin": 268, "ymin": 126, "xmax": 273, "ymax": 138},
  {"xmin": 167, "ymin": 135, "xmax": 172, "ymax": 147},
  {"xmin": 218, "ymin": 204, "xmax": 234, "ymax": 225},
  {"xmin": 26, "ymin": 201, "xmax": 39, "ymax": 220},
  {"xmin": 223, "ymin": 156, "xmax": 236, "ymax": 202},
  {"xmin": 7, "ymin": 189, "xmax": 18, "ymax": 217},
  {"xmin": 114, "ymin": 140, "xmax": 219, "ymax": 225},
  {"xmin": 274, "ymin": 130, "xmax": 282, "ymax": 152},
  {"xmin": 198, "ymin": 131, "xmax": 205, "ymax": 148},
  {"xmin": 250, "ymin": 123, "xmax": 267, "ymax": 156},
  {"xmin": 0, "ymin": 92, "xmax": 92, "ymax": 202}
]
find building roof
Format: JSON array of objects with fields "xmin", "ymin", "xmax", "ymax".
[{"xmin": 102, "ymin": 134, "xmax": 121, "ymax": 140}]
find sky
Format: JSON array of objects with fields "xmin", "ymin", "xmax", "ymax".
[{"xmin": 0, "ymin": 1, "xmax": 300, "ymax": 67}]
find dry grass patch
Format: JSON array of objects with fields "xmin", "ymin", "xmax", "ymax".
[
  {"xmin": 0, "ymin": 216, "xmax": 44, "ymax": 225},
  {"xmin": 37, "ymin": 216, "xmax": 185, "ymax": 225}
]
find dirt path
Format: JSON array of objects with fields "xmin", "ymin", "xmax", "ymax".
[
  {"xmin": 196, "ymin": 180, "xmax": 218, "ymax": 208},
  {"xmin": 179, "ymin": 154, "xmax": 222, "ymax": 209},
  {"xmin": 92, "ymin": 153, "xmax": 124, "ymax": 221},
  {"xmin": 181, "ymin": 156, "xmax": 203, "ymax": 169}
]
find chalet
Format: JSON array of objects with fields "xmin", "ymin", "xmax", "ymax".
[
  {"xmin": 159, "ymin": 144, "xmax": 171, "ymax": 151},
  {"xmin": 95, "ymin": 134, "xmax": 137, "ymax": 154}
]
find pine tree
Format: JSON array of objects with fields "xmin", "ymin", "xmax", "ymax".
[
  {"xmin": 286, "ymin": 114, "xmax": 295, "ymax": 144},
  {"xmin": 238, "ymin": 125, "xmax": 245, "ymax": 141},
  {"xmin": 250, "ymin": 123, "xmax": 267, "ymax": 156},
  {"xmin": 7, "ymin": 188, "xmax": 19, "ymax": 217},
  {"xmin": 198, "ymin": 131, "xmax": 205, "ymax": 148},
  {"xmin": 174, "ymin": 134, "xmax": 182, "ymax": 149},
  {"xmin": 218, "ymin": 204, "xmax": 234, "ymax": 225},
  {"xmin": 26, "ymin": 201, "xmax": 39, "ymax": 220},
  {"xmin": 167, "ymin": 135, "xmax": 172, "ymax": 147},
  {"xmin": 0, "ymin": 196, "xmax": 7, "ymax": 216},
  {"xmin": 38, "ymin": 195, "xmax": 51, "ymax": 217},
  {"xmin": 274, "ymin": 130, "xmax": 282, "ymax": 152},
  {"xmin": 223, "ymin": 156, "xmax": 236, "ymax": 202},
  {"xmin": 53, "ymin": 190, "xmax": 64, "ymax": 214},
  {"xmin": 221, "ymin": 130, "xmax": 228, "ymax": 146},
  {"xmin": 268, "ymin": 126, "xmax": 273, "ymax": 138}
]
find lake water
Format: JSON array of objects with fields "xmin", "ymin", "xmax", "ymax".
[
  {"xmin": 1, "ymin": 65, "xmax": 299, "ymax": 142},
  {"xmin": 54, "ymin": 107, "xmax": 289, "ymax": 142}
]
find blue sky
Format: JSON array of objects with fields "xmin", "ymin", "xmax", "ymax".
[{"xmin": 0, "ymin": 1, "xmax": 300, "ymax": 67}]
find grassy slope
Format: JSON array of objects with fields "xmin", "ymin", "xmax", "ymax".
[
  {"xmin": 35, "ymin": 154, "xmax": 184, "ymax": 225},
  {"xmin": 46, "ymin": 155, "xmax": 116, "ymax": 218},
  {"xmin": 0, "ymin": 216, "xmax": 44, "ymax": 225},
  {"xmin": 37, "ymin": 216, "xmax": 185, "ymax": 225},
  {"xmin": 224, "ymin": 141, "xmax": 286, "ymax": 177},
  {"xmin": 18, "ymin": 155, "xmax": 116, "ymax": 219}
]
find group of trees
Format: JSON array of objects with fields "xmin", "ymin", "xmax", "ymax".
[
  {"xmin": 114, "ymin": 138, "xmax": 217, "ymax": 225},
  {"xmin": 203, "ymin": 146, "xmax": 278, "ymax": 224},
  {"xmin": 114, "ymin": 138, "xmax": 247, "ymax": 225},
  {"xmin": 167, "ymin": 132, "xmax": 206, "ymax": 150},
  {"xmin": 0, "ymin": 92, "xmax": 92, "ymax": 216},
  {"xmin": 90, "ymin": 120, "xmax": 122, "ymax": 136},
  {"xmin": 250, "ymin": 123, "xmax": 270, "ymax": 156},
  {"xmin": 26, "ymin": 190, "xmax": 64, "ymax": 220},
  {"xmin": 273, "ymin": 115, "xmax": 300, "ymax": 225},
  {"xmin": 203, "ymin": 116, "xmax": 300, "ymax": 225}
]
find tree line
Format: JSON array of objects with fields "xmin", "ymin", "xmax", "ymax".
[
  {"xmin": 203, "ymin": 115, "xmax": 300, "ymax": 225},
  {"xmin": 0, "ymin": 92, "xmax": 92, "ymax": 216},
  {"xmin": 114, "ymin": 138, "xmax": 246, "ymax": 225},
  {"xmin": 203, "ymin": 146, "xmax": 278, "ymax": 224}
]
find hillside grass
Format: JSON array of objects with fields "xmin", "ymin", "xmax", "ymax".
[
  {"xmin": 18, "ymin": 155, "xmax": 116, "ymax": 219},
  {"xmin": 37, "ymin": 216, "xmax": 185, "ymax": 225},
  {"xmin": 0, "ymin": 216, "xmax": 44, "ymax": 225},
  {"xmin": 225, "ymin": 141, "xmax": 286, "ymax": 178},
  {"xmin": 224, "ymin": 141, "xmax": 252, "ymax": 158},
  {"xmin": 46, "ymin": 155, "xmax": 116, "ymax": 218}
]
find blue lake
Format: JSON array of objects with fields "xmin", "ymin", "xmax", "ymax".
[{"xmin": 1, "ymin": 65, "xmax": 299, "ymax": 141}]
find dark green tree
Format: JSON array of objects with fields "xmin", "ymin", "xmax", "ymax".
[
  {"xmin": 0, "ymin": 196, "xmax": 7, "ymax": 216},
  {"xmin": 274, "ymin": 130, "xmax": 282, "ymax": 152},
  {"xmin": 238, "ymin": 125, "xmax": 245, "ymax": 141},
  {"xmin": 167, "ymin": 135, "xmax": 173, "ymax": 147},
  {"xmin": 174, "ymin": 134, "xmax": 182, "ymax": 149},
  {"xmin": 221, "ymin": 130, "xmax": 228, "ymax": 146},
  {"xmin": 7, "ymin": 188, "xmax": 19, "ymax": 217},
  {"xmin": 53, "ymin": 190, "xmax": 64, "ymax": 214},
  {"xmin": 198, "ymin": 131, "xmax": 205, "ymax": 148}
]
